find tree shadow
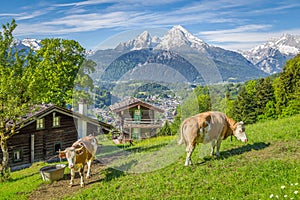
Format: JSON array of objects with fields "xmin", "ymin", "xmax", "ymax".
[{"xmin": 220, "ymin": 142, "xmax": 270, "ymax": 159}]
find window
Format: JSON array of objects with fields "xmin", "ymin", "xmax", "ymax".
[
  {"xmin": 13, "ymin": 149, "xmax": 23, "ymax": 162},
  {"xmin": 134, "ymin": 108, "xmax": 142, "ymax": 122},
  {"xmin": 36, "ymin": 118, "xmax": 45, "ymax": 129},
  {"xmin": 53, "ymin": 112, "xmax": 60, "ymax": 127},
  {"xmin": 54, "ymin": 143, "xmax": 62, "ymax": 154}
]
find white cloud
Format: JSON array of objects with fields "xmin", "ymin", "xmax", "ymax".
[{"xmin": 198, "ymin": 25, "xmax": 300, "ymax": 50}]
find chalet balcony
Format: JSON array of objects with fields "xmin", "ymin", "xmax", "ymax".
[{"xmin": 123, "ymin": 118, "xmax": 163, "ymax": 129}]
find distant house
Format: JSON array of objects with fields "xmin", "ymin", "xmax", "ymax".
[
  {"xmin": 110, "ymin": 97, "xmax": 164, "ymax": 141},
  {"xmin": 0, "ymin": 101, "xmax": 112, "ymax": 170}
]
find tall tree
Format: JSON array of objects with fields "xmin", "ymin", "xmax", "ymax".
[
  {"xmin": 274, "ymin": 54, "xmax": 300, "ymax": 116},
  {"xmin": 33, "ymin": 38, "xmax": 92, "ymax": 106},
  {"xmin": 0, "ymin": 20, "xmax": 37, "ymax": 180},
  {"xmin": 232, "ymin": 81, "xmax": 258, "ymax": 124},
  {"xmin": 256, "ymin": 77, "xmax": 275, "ymax": 119}
]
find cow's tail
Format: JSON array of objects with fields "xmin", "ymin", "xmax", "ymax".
[{"xmin": 178, "ymin": 122, "xmax": 185, "ymax": 145}]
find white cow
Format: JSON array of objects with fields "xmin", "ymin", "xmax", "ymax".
[
  {"xmin": 178, "ymin": 111, "xmax": 247, "ymax": 166},
  {"xmin": 59, "ymin": 135, "xmax": 98, "ymax": 187}
]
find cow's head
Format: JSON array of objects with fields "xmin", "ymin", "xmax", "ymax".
[
  {"xmin": 233, "ymin": 121, "xmax": 248, "ymax": 142},
  {"xmin": 59, "ymin": 145, "xmax": 84, "ymax": 169}
]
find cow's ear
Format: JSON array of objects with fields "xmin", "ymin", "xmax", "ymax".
[
  {"xmin": 239, "ymin": 121, "xmax": 244, "ymax": 125},
  {"xmin": 75, "ymin": 146, "xmax": 84, "ymax": 155}
]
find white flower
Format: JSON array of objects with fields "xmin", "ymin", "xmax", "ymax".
[
  {"xmin": 270, "ymin": 194, "xmax": 274, "ymax": 198},
  {"xmin": 281, "ymin": 185, "xmax": 286, "ymax": 189},
  {"xmin": 295, "ymin": 183, "xmax": 298, "ymax": 186},
  {"xmin": 276, "ymin": 195, "xmax": 279, "ymax": 198},
  {"xmin": 284, "ymin": 195, "xmax": 288, "ymax": 198},
  {"xmin": 294, "ymin": 190, "xmax": 298, "ymax": 194}
]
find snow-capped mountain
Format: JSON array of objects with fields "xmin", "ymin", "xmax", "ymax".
[
  {"xmin": 115, "ymin": 31, "xmax": 161, "ymax": 51},
  {"xmin": 21, "ymin": 38, "xmax": 41, "ymax": 50},
  {"xmin": 92, "ymin": 25, "xmax": 267, "ymax": 83},
  {"xmin": 13, "ymin": 38, "xmax": 41, "ymax": 51},
  {"xmin": 115, "ymin": 25, "xmax": 209, "ymax": 52},
  {"xmin": 240, "ymin": 34, "xmax": 300, "ymax": 74},
  {"xmin": 155, "ymin": 25, "xmax": 209, "ymax": 51}
]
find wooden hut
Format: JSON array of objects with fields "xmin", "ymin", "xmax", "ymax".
[
  {"xmin": 110, "ymin": 97, "xmax": 164, "ymax": 142},
  {"xmin": 0, "ymin": 103, "xmax": 112, "ymax": 170}
]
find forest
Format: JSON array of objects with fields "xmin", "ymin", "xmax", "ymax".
[{"xmin": 166, "ymin": 54, "xmax": 300, "ymax": 135}]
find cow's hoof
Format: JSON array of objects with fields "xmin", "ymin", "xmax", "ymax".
[{"xmin": 80, "ymin": 184, "xmax": 85, "ymax": 188}]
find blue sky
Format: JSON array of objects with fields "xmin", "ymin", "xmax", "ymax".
[{"xmin": 1, "ymin": 0, "xmax": 300, "ymax": 51}]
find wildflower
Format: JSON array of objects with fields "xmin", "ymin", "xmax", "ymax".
[
  {"xmin": 281, "ymin": 185, "xmax": 286, "ymax": 189},
  {"xmin": 270, "ymin": 194, "xmax": 274, "ymax": 198},
  {"xmin": 295, "ymin": 183, "xmax": 298, "ymax": 186},
  {"xmin": 284, "ymin": 195, "xmax": 288, "ymax": 198},
  {"xmin": 276, "ymin": 195, "xmax": 279, "ymax": 198},
  {"xmin": 294, "ymin": 191, "xmax": 298, "ymax": 194}
]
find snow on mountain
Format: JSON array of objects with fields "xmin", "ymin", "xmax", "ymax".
[
  {"xmin": 115, "ymin": 25, "xmax": 209, "ymax": 52},
  {"xmin": 115, "ymin": 31, "xmax": 160, "ymax": 51},
  {"xmin": 155, "ymin": 25, "xmax": 209, "ymax": 51},
  {"xmin": 21, "ymin": 38, "xmax": 41, "ymax": 50},
  {"xmin": 12, "ymin": 38, "xmax": 41, "ymax": 51},
  {"xmin": 240, "ymin": 34, "xmax": 300, "ymax": 74},
  {"xmin": 94, "ymin": 25, "xmax": 266, "ymax": 83}
]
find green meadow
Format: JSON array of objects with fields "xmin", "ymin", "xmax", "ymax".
[{"xmin": 1, "ymin": 115, "xmax": 299, "ymax": 200}]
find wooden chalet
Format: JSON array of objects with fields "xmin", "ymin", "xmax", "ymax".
[
  {"xmin": 110, "ymin": 97, "xmax": 164, "ymax": 142},
  {"xmin": 0, "ymin": 102, "xmax": 112, "ymax": 170}
]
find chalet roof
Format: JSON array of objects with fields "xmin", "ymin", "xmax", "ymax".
[
  {"xmin": 14, "ymin": 104, "xmax": 113, "ymax": 131},
  {"xmin": 109, "ymin": 97, "xmax": 164, "ymax": 113}
]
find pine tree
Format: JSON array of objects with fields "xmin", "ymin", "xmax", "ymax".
[
  {"xmin": 256, "ymin": 77, "xmax": 275, "ymax": 119},
  {"xmin": 232, "ymin": 81, "xmax": 258, "ymax": 124},
  {"xmin": 274, "ymin": 54, "xmax": 300, "ymax": 116}
]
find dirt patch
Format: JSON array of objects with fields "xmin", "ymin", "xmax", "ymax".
[{"xmin": 28, "ymin": 162, "xmax": 107, "ymax": 200}]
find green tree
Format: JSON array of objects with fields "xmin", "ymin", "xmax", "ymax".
[
  {"xmin": 274, "ymin": 54, "xmax": 300, "ymax": 116},
  {"xmin": 157, "ymin": 120, "xmax": 172, "ymax": 136},
  {"xmin": 232, "ymin": 81, "xmax": 258, "ymax": 124},
  {"xmin": 256, "ymin": 77, "xmax": 276, "ymax": 120},
  {"xmin": 33, "ymin": 38, "xmax": 92, "ymax": 106},
  {"xmin": 0, "ymin": 20, "xmax": 38, "ymax": 180}
]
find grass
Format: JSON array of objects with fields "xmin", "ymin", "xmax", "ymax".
[{"xmin": 1, "ymin": 115, "xmax": 300, "ymax": 199}]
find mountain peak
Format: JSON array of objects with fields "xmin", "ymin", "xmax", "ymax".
[
  {"xmin": 156, "ymin": 25, "xmax": 208, "ymax": 51},
  {"xmin": 241, "ymin": 33, "xmax": 300, "ymax": 74}
]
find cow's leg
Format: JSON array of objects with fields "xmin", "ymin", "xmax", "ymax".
[
  {"xmin": 86, "ymin": 159, "xmax": 93, "ymax": 178},
  {"xmin": 185, "ymin": 144, "xmax": 195, "ymax": 166},
  {"xmin": 215, "ymin": 139, "xmax": 222, "ymax": 157},
  {"xmin": 79, "ymin": 167, "xmax": 85, "ymax": 187},
  {"xmin": 210, "ymin": 140, "xmax": 216, "ymax": 156},
  {"xmin": 69, "ymin": 168, "xmax": 75, "ymax": 187}
]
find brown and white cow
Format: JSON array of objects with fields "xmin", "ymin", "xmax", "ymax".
[
  {"xmin": 59, "ymin": 135, "xmax": 98, "ymax": 187},
  {"xmin": 178, "ymin": 111, "xmax": 247, "ymax": 166}
]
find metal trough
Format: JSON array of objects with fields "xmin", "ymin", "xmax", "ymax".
[{"xmin": 40, "ymin": 164, "xmax": 66, "ymax": 182}]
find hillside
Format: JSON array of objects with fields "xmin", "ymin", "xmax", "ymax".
[{"xmin": 1, "ymin": 115, "xmax": 299, "ymax": 199}]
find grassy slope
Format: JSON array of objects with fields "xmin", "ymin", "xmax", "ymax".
[{"xmin": 1, "ymin": 115, "xmax": 299, "ymax": 200}]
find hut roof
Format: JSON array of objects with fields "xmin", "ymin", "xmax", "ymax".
[
  {"xmin": 9, "ymin": 104, "xmax": 113, "ymax": 132},
  {"xmin": 109, "ymin": 97, "xmax": 164, "ymax": 113}
]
